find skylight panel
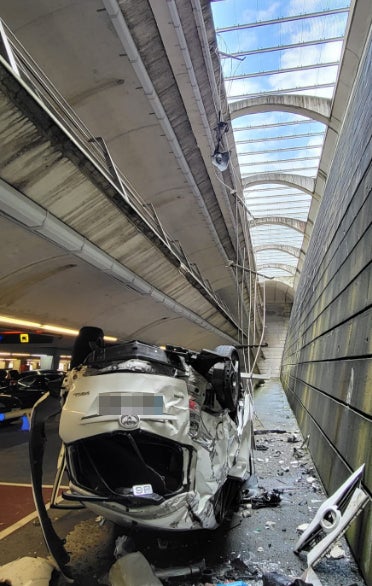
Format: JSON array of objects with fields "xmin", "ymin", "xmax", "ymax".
[{"xmin": 211, "ymin": 0, "xmax": 351, "ymax": 282}]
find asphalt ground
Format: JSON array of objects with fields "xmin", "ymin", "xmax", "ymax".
[{"xmin": 0, "ymin": 380, "xmax": 367, "ymax": 585}]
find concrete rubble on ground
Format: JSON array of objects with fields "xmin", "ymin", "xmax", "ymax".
[
  {"xmin": 0, "ymin": 378, "xmax": 365, "ymax": 586},
  {"xmin": 0, "ymin": 556, "xmax": 55, "ymax": 586},
  {"xmin": 1, "ymin": 427, "xmax": 366, "ymax": 586},
  {"xmin": 78, "ymin": 429, "xmax": 369, "ymax": 584},
  {"xmin": 108, "ymin": 551, "xmax": 163, "ymax": 586}
]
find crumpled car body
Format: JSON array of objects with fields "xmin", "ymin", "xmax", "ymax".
[
  {"xmin": 29, "ymin": 327, "xmax": 254, "ymax": 577},
  {"xmin": 59, "ymin": 337, "xmax": 254, "ymax": 532}
]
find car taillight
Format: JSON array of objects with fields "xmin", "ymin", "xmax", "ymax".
[{"xmin": 189, "ymin": 399, "xmax": 201, "ymax": 438}]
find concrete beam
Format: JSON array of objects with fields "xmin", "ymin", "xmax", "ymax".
[
  {"xmin": 243, "ymin": 172, "xmax": 319, "ymax": 199},
  {"xmin": 258, "ymin": 263, "xmax": 297, "ymax": 276},
  {"xmin": 249, "ymin": 216, "xmax": 306, "ymax": 234},
  {"xmin": 254, "ymin": 244, "xmax": 301, "ymax": 258},
  {"xmin": 230, "ymin": 94, "xmax": 337, "ymax": 131}
]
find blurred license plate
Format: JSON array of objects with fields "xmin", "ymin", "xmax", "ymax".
[{"xmin": 99, "ymin": 393, "xmax": 163, "ymax": 415}]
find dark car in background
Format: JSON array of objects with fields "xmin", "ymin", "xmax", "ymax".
[
  {"xmin": 0, "ymin": 393, "xmax": 22, "ymax": 423},
  {"xmin": 17, "ymin": 370, "xmax": 64, "ymax": 388},
  {"xmin": 0, "ymin": 370, "xmax": 65, "ymax": 409}
]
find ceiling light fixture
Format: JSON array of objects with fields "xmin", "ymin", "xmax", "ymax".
[
  {"xmin": 0, "ymin": 315, "xmax": 118, "ymax": 342},
  {"xmin": 0, "ymin": 316, "xmax": 40, "ymax": 328},
  {"xmin": 0, "ymin": 352, "xmax": 31, "ymax": 357}
]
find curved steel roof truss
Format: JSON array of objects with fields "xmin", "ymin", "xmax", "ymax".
[{"xmin": 211, "ymin": 0, "xmax": 351, "ymax": 287}]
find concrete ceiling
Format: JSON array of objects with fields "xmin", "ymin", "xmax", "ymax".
[
  {"xmin": 0, "ymin": 0, "xmax": 262, "ymax": 354},
  {"xmin": 0, "ymin": 0, "xmax": 368, "ymax": 357}
]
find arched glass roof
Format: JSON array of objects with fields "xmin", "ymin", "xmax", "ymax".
[{"xmin": 211, "ymin": 0, "xmax": 351, "ymax": 287}]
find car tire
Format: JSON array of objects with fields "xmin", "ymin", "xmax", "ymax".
[
  {"xmin": 212, "ymin": 345, "xmax": 241, "ymax": 412},
  {"xmin": 70, "ymin": 326, "xmax": 104, "ymax": 368}
]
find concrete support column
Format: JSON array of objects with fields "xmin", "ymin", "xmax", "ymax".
[{"xmin": 39, "ymin": 352, "xmax": 60, "ymax": 370}]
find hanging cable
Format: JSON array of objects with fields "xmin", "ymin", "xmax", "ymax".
[
  {"xmin": 250, "ymin": 278, "xmax": 267, "ymax": 375},
  {"xmin": 210, "ymin": 17, "xmax": 268, "ymax": 370}
]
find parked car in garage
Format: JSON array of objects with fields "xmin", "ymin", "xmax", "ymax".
[
  {"xmin": 0, "ymin": 392, "xmax": 22, "ymax": 423},
  {"xmin": 0, "ymin": 370, "xmax": 65, "ymax": 409},
  {"xmin": 17, "ymin": 370, "xmax": 65, "ymax": 389}
]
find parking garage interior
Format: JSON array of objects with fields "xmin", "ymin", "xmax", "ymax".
[{"xmin": 0, "ymin": 0, "xmax": 371, "ymax": 584}]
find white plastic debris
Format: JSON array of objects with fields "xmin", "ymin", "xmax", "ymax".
[
  {"xmin": 240, "ymin": 503, "xmax": 252, "ymax": 519},
  {"xmin": 113, "ymin": 535, "xmax": 136, "ymax": 559},
  {"xmin": 0, "ymin": 556, "xmax": 55, "ymax": 586},
  {"xmin": 300, "ymin": 567, "xmax": 323, "ymax": 585},
  {"xmin": 301, "ymin": 434, "xmax": 310, "ymax": 449},
  {"xmin": 109, "ymin": 551, "xmax": 163, "ymax": 586},
  {"xmin": 296, "ymin": 523, "xmax": 309, "ymax": 533},
  {"xmin": 241, "ymin": 508, "xmax": 252, "ymax": 518},
  {"xmin": 327, "ymin": 543, "xmax": 346, "ymax": 559},
  {"xmin": 294, "ymin": 464, "xmax": 369, "ymax": 568},
  {"xmin": 265, "ymin": 521, "xmax": 276, "ymax": 529}
]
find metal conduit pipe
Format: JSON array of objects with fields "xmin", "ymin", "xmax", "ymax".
[
  {"xmin": 0, "ymin": 179, "xmax": 239, "ymax": 344},
  {"xmin": 0, "ymin": 50, "xmax": 239, "ymax": 326},
  {"xmin": 165, "ymin": 0, "xmax": 238, "ymax": 239},
  {"xmin": 191, "ymin": 0, "xmax": 265, "ymax": 332},
  {"xmin": 102, "ymin": 0, "xmax": 235, "ymax": 279},
  {"xmin": 192, "ymin": 0, "xmax": 261, "ymax": 337},
  {"xmin": 163, "ymin": 0, "xmax": 252, "ymax": 331},
  {"xmin": 190, "ymin": 0, "xmax": 253, "ymax": 252},
  {"xmin": 189, "ymin": 0, "xmax": 221, "ymax": 111},
  {"xmin": 166, "ymin": 2, "xmax": 265, "ymax": 347},
  {"xmin": 100, "ymin": 4, "xmax": 257, "ymax": 343},
  {"xmin": 100, "ymin": 0, "xmax": 256, "ymax": 343}
]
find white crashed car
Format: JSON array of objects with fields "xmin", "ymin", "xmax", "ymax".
[{"xmin": 30, "ymin": 327, "xmax": 254, "ymax": 577}]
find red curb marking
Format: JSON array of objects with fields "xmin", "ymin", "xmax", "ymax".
[{"xmin": 0, "ymin": 484, "xmax": 60, "ymax": 533}]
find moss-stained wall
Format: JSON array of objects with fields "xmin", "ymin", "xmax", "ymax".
[{"xmin": 281, "ymin": 30, "xmax": 372, "ymax": 585}]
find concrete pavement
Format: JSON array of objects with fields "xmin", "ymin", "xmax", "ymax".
[{"xmin": 0, "ymin": 380, "xmax": 367, "ymax": 585}]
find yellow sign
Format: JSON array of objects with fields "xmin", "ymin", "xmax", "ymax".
[{"xmin": 20, "ymin": 333, "xmax": 29, "ymax": 343}]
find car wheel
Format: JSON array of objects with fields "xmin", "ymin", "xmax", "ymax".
[
  {"xmin": 70, "ymin": 326, "xmax": 104, "ymax": 368},
  {"xmin": 212, "ymin": 345, "xmax": 241, "ymax": 412}
]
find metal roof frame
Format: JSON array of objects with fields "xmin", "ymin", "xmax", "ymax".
[{"xmin": 212, "ymin": 0, "xmax": 351, "ymax": 287}]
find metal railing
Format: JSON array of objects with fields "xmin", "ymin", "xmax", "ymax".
[{"xmin": 0, "ymin": 19, "xmax": 234, "ymax": 321}]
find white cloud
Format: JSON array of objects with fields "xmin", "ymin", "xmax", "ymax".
[
  {"xmin": 288, "ymin": 0, "xmax": 328, "ymax": 14},
  {"xmin": 227, "ymin": 77, "xmax": 266, "ymax": 98},
  {"xmin": 265, "ymin": 64, "xmax": 338, "ymax": 94},
  {"xmin": 212, "ymin": 0, "xmax": 350, "ymax": 270},
  {"xmin": 280, "ymin": 42, "xmax": 343, "ymax": 68},
  {"xmin": 298, "ymin": 87, "xmax": 334, "ymax": 98},
  {"xmin": 307, "ymin": 134, "xmax": 323, "ymax": 147},
  {"xmin": 285, "ymin": 12, "xmax": 348, "ymax": 44},
  {"xmin": 242, "ymin": 2, "xmax": 282, "ymax": 24}
]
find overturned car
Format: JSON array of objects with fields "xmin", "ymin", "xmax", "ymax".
[{"xmin": 30, "ymin": 327, "xmax": 255, "ymax": 577}]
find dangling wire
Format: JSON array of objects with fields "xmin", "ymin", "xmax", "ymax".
[
  {"xmin": 250, "ymin": 278, "xmax": 266, "ymax": 375},
  {"xmin": 212, "ymin": 25, "xmax": 267, "ymax": 378}
]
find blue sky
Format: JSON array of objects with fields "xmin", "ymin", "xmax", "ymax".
[
  {"xmin": 212, "ymin": 0, "xmax": 350, "ymax": 99},
  {"xmin": 210, "ymin": 0, "xmax": 351, "ymax": 280}
]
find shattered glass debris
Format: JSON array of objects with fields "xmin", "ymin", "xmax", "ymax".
[{"xmin": 242, "ymin": 489, "xmax": 282, "ymax": 509}]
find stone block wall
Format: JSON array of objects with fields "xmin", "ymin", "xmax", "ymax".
[{"xmin": 281, "ymin": 30, "xmax": 372, "ymax": 584}]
